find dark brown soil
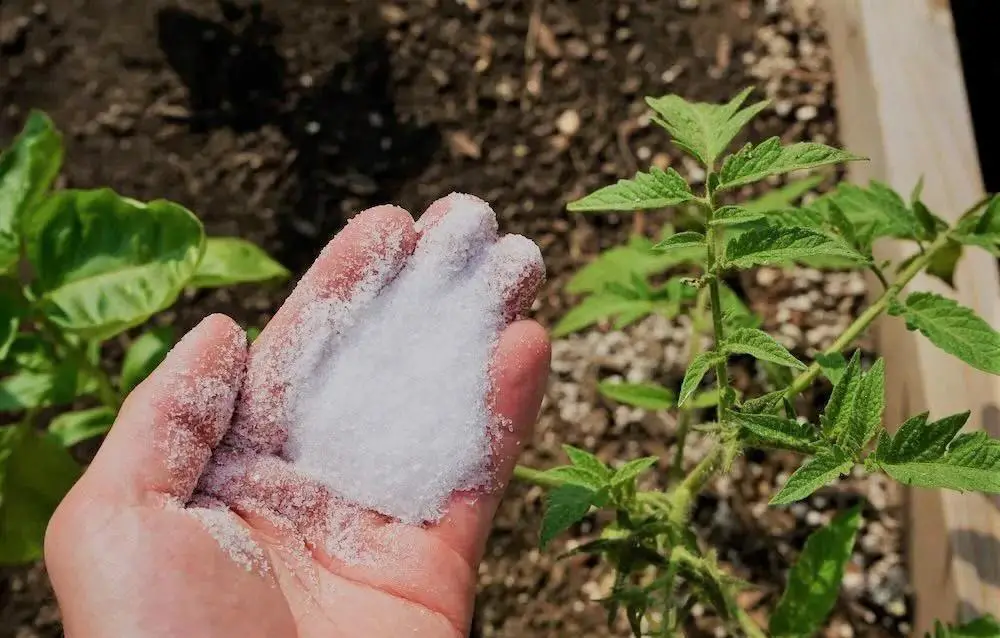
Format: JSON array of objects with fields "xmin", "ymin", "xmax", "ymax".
[{"xmin": 1, "ymin": 1, "xmax": 908, "ymax": 636}]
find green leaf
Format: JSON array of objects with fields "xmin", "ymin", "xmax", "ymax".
[
  {"xmin": 770, "ymin": 446, "xmax": 854, "ymax": 505},
  {"xmin": 566, "ymin": 236, "xmax": 702, "ymax": 294},
  {"xmin": 820, "ymin": 350, "xmax": 862, "ymax": 438},
  {"xmin": 567, "ymin": 167, "xmax": 694, "ymax": 212},
  {"xmin": 563, "ymin": 444, "xmax": 612, "ymax": 480},
  {"xmin": 598, "ymin": 380, "xmax": 675, "ymax": 410},
  {"xmin": 742, "ymin": 173, "xmax": 825, "ymax": 214},
  {"xmin": 0, "ymin": 364, "xmax": 83, "ymax": 413},
  {"xmin": 838, "ymin": 358, "xmax": 886, "ymax": 454},
  {"xmin": 26, "ymin": 189, "xmax": 205, "ymax": 340},
  {"xmin": 190, "ymin": 237, "xmax": 289, "ymax": 289},
  {"xmin": 722, "ymin": 328, "xmax": 806, "ymax": 370},
  {"xmin": 0, "ymin": 426, "xmax": 81, "ymax": 562},
  {"xmin": 0, "ymin": 279, "xmax": 27, "ymax": 360},
  {"xmin": 709, "ymin": 206, "xmax": 763, "ymax": 227},
  {"xmin": 717, "ymin": 137, "xmax": 861, "ymax": 190},
  {"xmin": 652, "ymin": 231, "xmax": 705, "ymax": 253},
  {"xmin": 815, "ymin": 351, "xmax": 847, "ymax": 384},
  {"xmin": 954, "ymin": 195, "xmax": 1000, "ymax": 256},
  {"xmin": 890, "ymin": 291, "xmax": 1000, "ymax": 375},
  {"xmin": 723, "ymin": 225, "xmax": 869, "ymax": 270},
  {"xmin": 553, "ymin": 295, "xmax": 654, "ymax": 337},
  {"xmin": 611, "ymin": 457, "xmax": 658, "ymax": 486},
  {"xmin": 540, "ymin": 483, "xmax": 596, "ymax": 547},
  {"xmin": 740, "ymin": 390, "xmax": 785, "ymax": 415},
  {"xmin": 718, "ymin": 282, "xmax": 761, "ymax": 329},
  {"xmin": 542, "ymin": 465, "xmax": 606, "ymax": 491},
  {"xmin": 877, "ymin": 430, "xmax": 1000, "ymax": 493},
  {"xmin": 0, "ymin": 111, "xmax": 63, "ymax": 272},
  {"xmin": 926, "ymin": 240, "xmax": 964, "ymax": 288},
  {"xmin": 49, "ymin": 407, "xmax": 116, "ymax": 447},
  {"xmin": 120, "ymin": 326, "xmax": 175, "ymax": 394},
  {"xmin": 814, "ymin": 180, "xmax": 922, "ymax": 240},
  {"xmin": 769, "ymin": 505, "xmax": 862, "ymax": 637},
  {"xmin": 928, "ymin": 614, "xmax": 1000, "ymax": 637},
  {"xmin": 645, "ymin": 88, "xmax": 768, "ymax": 165},
  {"xmin": 877, "ymin": 411, "xmax": 969, "ymax": 464},
  {"xmin": 679, "ymin": 351, "xmax": 725, "ymax": 406},
  {"xmin": 731, "ymin": 411, "xmax": 819, "ymax": 454}
]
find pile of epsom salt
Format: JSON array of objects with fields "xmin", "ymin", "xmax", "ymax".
[{"xmin": 282, "ymin": 193, "xmax": 541, "ymax": 524}]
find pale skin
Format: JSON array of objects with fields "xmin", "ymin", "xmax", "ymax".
[{"xmin": 43, "ymin": 198, "xmax": 550, "ymax": 637}]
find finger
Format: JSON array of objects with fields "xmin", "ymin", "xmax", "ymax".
[
  {"xmin": 485, "ymin": 233, "xmax": 546, "ymax": 322},
  {"xmin": 228, "ymin": 205, "xmax": 418, "ymax": 455},
  {"xmin": 411, "ymin": 192, "xmax": 497, "ymax": 276},
  {"xmin": 77, "ymin": 314, "xmax": 247, "ymax": 504},
  {"xmin": 428, "ymin": 320, "xmax": 550, "ymax": 565}
]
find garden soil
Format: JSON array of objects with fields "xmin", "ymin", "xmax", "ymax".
[{"xmin": 0, "ymin": 0, "xmax": 910, "ymax": 636}]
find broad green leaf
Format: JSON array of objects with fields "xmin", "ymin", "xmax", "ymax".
[
  {"xmin": 770, "ymin": 446, "xmax": 853, "ymax": 505},
  {"xmin": 820, "ymin": 351, "xmax": 862, "ymax": 439},
  {"xmin": 742, "ymin": 173, "xmax": 825, "ymax": 214},
  {"xmin": 563, "ymin": 444, "xmax": 612, "ymax": 480},
  {"xmin": 679, "ymin": 351, "xmax": 725, "ymax": 406},
  {"xmin": 877, "ymin": 411, "xmax": 969, "ymax": 464},
  {"xmin": 49, "ymin": 407, "xmax": 116, "ymax": 447},
  {"xmin": 645, "ymin": 88, "xmax": 768, "ymax": 165},
  {"xmin": 542, "ymin": 465, "xmax": 606, "ymax": 491},
  {"xmin": 838, "ymin": 358, "xmax": 886, "ymax": 454},
  {"xmin": 926, "ymin": 240, "xmax": 963, "ymax": 288},
  {"xmin": 723, "ymin": 225, "xmax": 868, "ymax": 270},
  {"xmin": 927, "ymin": 614, "xmax": 1000, "ymax": 637},
  {"xmin": 0, "ymin": 111, "xmax": 63, "ymax": 272},
  {"xmin": 553, "ymin": 294, "xmax": 654, "ymax": 337},
  {"xmin": 769, "ymin": 506, "xmax": 862, "ymax": 637},
  {"xmin": 653, "ymin": 231, "xmax": 705, "ymax": 253},
  {"xmin": 0, "ymin": 334, "xmax": 55, "ymax": 375},
  {"xmin": 190, "ymin": 237, "xmax": 289, "ymax": 288},
  {"xmin": 0, "ymin": 364, "xmax": 82, "ymax": 413},
  {"xmin": 26, "ymin": 189, "xmax": 205, "ymax": 340},
  {"xmin": 0, "ymin": 426, "xmax": 81, "ymax": 562},
  {"xmin": 813, "ymin": 180, "xmax": 922, "ymax": 240},
  {"xmin": 611, "ymin": 457, "xmax": 658, "ymax": 486},
  {"xmin": 877, "ymin": 431, "xmax": 1000, "ymax": 493},
  {"xmin": 565, "ymin": 236, "xmax": 702, "ymax": 294},
  {"xmin": 731, "ymin": 411, "xmax": 819, "ymax": 454},
  {"xmin": 598, "ymin": 380, "xmax": 675, "ymax": 410},
  {"xmin": 0, "ymin": 278, "xmax": 27, "ymax": 360},
  {"xmin": 567, "ymin": 167, "xmax": 694, "ymax": 212},
  {"xmin": 717, "ymin": 137, "xmax": 861, "ymax": 190},
  {"xmin": 815, "ymin": 351, "xmax": 847, "ymax": 384},
  {"xmin": 120, "ymin": 326, "xmax": 175, "ymax": 394},
  {"xmin": 709, "ymin": 206, "xmax": 763, "ymax": 227},
  {"xmin": 890, "ymin": 291, "xmax": 1000, "ymax": 375},
  {"xmin": 722, "ymin": 328, "xmax": 806, "ymax": 370},
  {"xmin": 540, "ymin": 483, "xmax": 595, "ymax": 547}
]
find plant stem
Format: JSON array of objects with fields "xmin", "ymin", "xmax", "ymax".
[
  {"xmin": 702, "ymin": 189, "xmax": 730, "ymax": 419},
  {"xmin": 512, "ymin": 464, "xmax": 564, "ymax": 489},
  {"xmin": 671, "ymin": 287, "xmax": 711, "ymax": 483},
  {"xmin": 668, "ymin": 442, "xmax": 723, "ymax": 523},
  {"xmin": 37, "ymin": 318, "xmax": 121, "ymax": 410},
  {"xmin": 735, "ymin": 606, "xmax": 769, "ymax": 638},
  {"xmin": 783, "ymin": 230, "xmax": 953, "ymax": 400}
]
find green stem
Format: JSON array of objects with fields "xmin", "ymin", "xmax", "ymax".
[
  {"xmin": 671, "ymin": 287, "xmax": 711, "ymax": 483},
  {"xmin": 735, "ymin": 606, "xmax": 769, "ymax": 638},
  {"xmin": 512, "ymin": 464, "xmax": 563, "ymax": 489},
  {"xmin": 703, "ymin": 189, "xmax": 731, "ymax": 419},
  {"xmin": 668, "ymin": 443, "xmax": 723, "ymax": 523},
  {"xmin": 37, "ymin": 317, "xmax": 121, "ymax": 410},
  {"xmin": 783, "ymin": 230, "xmax": 953, "ymax": 400}
]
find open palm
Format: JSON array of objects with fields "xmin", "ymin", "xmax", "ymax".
[{"xmin": 44, "ymin": 197, "xmax": 549, "ymax": 638}]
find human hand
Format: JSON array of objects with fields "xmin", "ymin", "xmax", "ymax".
[{"xmin": 44, "ymin": 195, "xmax": 549, "ymax": 637}]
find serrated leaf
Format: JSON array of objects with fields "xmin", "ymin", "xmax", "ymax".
[
  {"xmin": 552, "ymin": 295, "xmax": 654, "ymax": 337},
  {"xmin": 838, "ymin": 358, "xmax": 886, "ymax": 454},
  {"xmin": 877, "ymin": 411, "xmax": 969, "ymax": 464},
  {"xmin": 25, "ymin": 189, "xmax": 205, "ymax": 340},
  {"xmin": 598, "ymin": 380, "xmax": 675, "ymax": 410},
  {"xmin": 926, "ymin": 240, "xmax": 963, "ymax": 288},
  {"xmin": 540, "ymin": 484, "xmax": 596, "ymax": 547},
  {"xmin": 877, "ymin": 431, "xmax": 1000, "ymax": 493},
  {"xmin": 820, "ymin": 351, "xmax": 862, "ymax": 439},
  {"xmin": 563, "ymin": 444, "xmax": 612, "ymax": 480},
  {"xmin": 120, "ymin": 326, "xmax": 175, "ymax": 395},
  {"xmin": 718, "ymin": 281, "xmax": 761, "ymax": 329},
  {"xmin": 645, "ymin": 88, "xmax": 768, "ymax": 165},
  {"xmin": 679, "ymin": 351, "xmax": 725, "ymax": 406},
  {"xmin": 954, "ymin": 196, "xmax": 1000, "ymax": 256},
  {"xmin": 542, "ymin": 465, "xmax": 607, "ymax": 491},
  {"xmin": 0, "ymin": 426, "xmax": 81, "ymax": 562},
  {"xmin": 816, "ymin": 351, "xmax": 847, "ymax": 384},
  {"xmin": 731, "ymin": 411, "xmax": 819, "ymax": 454},
  {"xmin": 653, "ymin": 231, "xmax": 705, "ymax": 253},
  {"xmin": 0, "ymin": 111, "xmax": 63, "ymax": 272},
  {"xmin": 566, "ymin": 237, "xmax": 702, "ymax": 294},
  {"xmin": 769, "ymin": 505, "xmax": 862, "ymax": 637},
  {"xmin": 770, "ymin": 447, "xmax": 853, "ymax": 505},
  {"xmin": 927, "ymin": 614, "xmax": 1000, "ymax": 638},
  {"xmin": 722, "ymin": 328, "xmax": 806, "ymax": 369},
  {"xmin": 717, "ymin": 137, "xmax": 861, "ymax": 190},
  {"xmin": 723, "ymin": 225, "xmax": 868, "ymax": 270},
  {"xmin": 190, "ymin": 237, "xmax": 289, "ymax": 289},
  {"xmin": 567, "ymin": 167, "xmax": 694, "ymax": 212},
  {"xmin": 890, "ymin": 292, "xmax": 1000, "ymax": 375},
  {"xmin": 49, "ymin": 407, "xmax": 116, "ymax": 447},
  {"xmin": 742, "ymin": 173, "xmax": 825, "ymax": 214},
  {"xmin": 709, "ymin": 206, "xmax": 763, "ymax": 227},
  {"xmin": 611, "ymin": 457, "xmax": 658, "ymax": 486},
  {"xmin": 741, "ymin": 390, "xmax": 786, "ymax": 414},
  {"xmin": 813, "ymin": 180, "xmax": 922, "ymax": 240}
]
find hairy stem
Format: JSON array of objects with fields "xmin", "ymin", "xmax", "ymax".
[{"xmin": 512, "ymin": 464, "xmax": 564, "ymax": 489}]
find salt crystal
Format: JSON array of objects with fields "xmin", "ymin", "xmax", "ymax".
[{"xmin": 185, "ymin": 505, "xmax": 268, "ymax": 574}]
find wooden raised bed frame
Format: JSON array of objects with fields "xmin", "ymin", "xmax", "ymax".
[{"xmin": 822, "ymin": 0, "xmax": 1000, "ymax": 630}]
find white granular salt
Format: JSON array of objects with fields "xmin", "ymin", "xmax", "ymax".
[
  {"xmin": 283, "ymin": 194, "xmax": 541, "ymax": 524},
  {"xmin": 185, "ymin": 505, "xmax": 269, "ymax": 574}
]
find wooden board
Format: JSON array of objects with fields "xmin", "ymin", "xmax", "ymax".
[{"xmin": 821, "ymin": 0, "xmax": 1000, "ymax": 631}]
